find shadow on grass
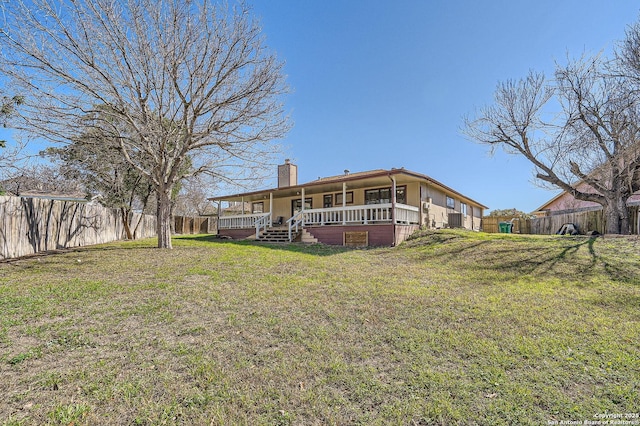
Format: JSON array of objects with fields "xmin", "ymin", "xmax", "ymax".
[
  {"xmin": 172, "ymin": 233, "xmax": 353, "ymax": 257},
  {"xmin": 405, "ymin": 232, "xmax": 639, "ymax": 285}
]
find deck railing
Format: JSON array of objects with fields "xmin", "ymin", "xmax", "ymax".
[
  {"xmin": 218, "ymin": 205, "xmax": 420, "ymax": 242},
  {"xmin": 394, "ymin": 203, "xmax": 421, "ymax": 224},
  {"xmin": 254, "ymin": 212, "xmax": 272, "ymax": 239},
  {"xmin": 218, "ymin": 213, "xmax": 270, "ymax": 230},
  {"xmin": 287, "ymin": 210, "xmax": 305, "ymax": 242},
  {"xmin": 301, "ymin": 203, "xmax": 420, "ymax": 226}
]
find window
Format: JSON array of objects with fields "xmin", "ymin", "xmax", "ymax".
[
  {"xmin": 396, "ymin": 186, "xmax": 407, "ymax": 205},
  {"xmin": 461, "ymin": 202, "xmax": 467, "ymax": 217},
  {"xmin": 335, "ymin": 191, "xmax": 353, "ymax": 205},
  {"xmin": 365, "ymin": 186, "xmax": 407, "ymax": 205},
  {"xmin": 446, "ymin": 196, "xmax": 455, "ymax": 209},
  {"xmin": 291, "ymin": 198, "xmax": 312, "ymax": 216},
  {"xmin": 323, "ymin": 194, "xmax": 333, "ymax": 208},
  {"xmin": 252, "ymin": 202, "xmax": 264, "ymax": 214}
]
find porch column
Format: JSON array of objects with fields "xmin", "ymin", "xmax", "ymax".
[
  {"xmin": 269, "ymin": 192, "xmax": 273, "ymax": 226},
  {"xmin": 301, "ymin": 187, "xmax": 306, "ymax": 226},
  {"xmin": 391, "ymin": 176, "xmax": 397, "ymax": 225},
  {"xmin": 241, "ymin": 197, "xmax": 245, "ymax": 216},
  {"xmin": 216, "ymin": 201, "xmax": 221, "ymax": 234},
  {"xmin": 342, "ymin": 182, "xmax": 347, "ymax": 225}
]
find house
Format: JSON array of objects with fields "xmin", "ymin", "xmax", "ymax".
[
  {"xmin": 209, "ymin": 160, "xmax": 487, "ymax": 246},
  {"xmin": 9, "ymin": 190, "xmax": 90, "ymax": 203},
  {"xmin": 533, "ymin": 182, "xmax": 640, "ymax": 216}
]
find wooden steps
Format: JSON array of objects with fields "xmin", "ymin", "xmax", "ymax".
[
  {"xmin": 256, "ymin": 228, "xmax": 318, "ymax": 244},
  {"xmin": 256, "ymin": 228, "xmax": 295, "ymax": 243}
]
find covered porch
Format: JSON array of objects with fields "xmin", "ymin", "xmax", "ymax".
[
  {"xmin": 212, "ymin": 171, "xmax": 423, "ymax": 245},
  {"xmin": 216, "ymin": 202, "xmax": 420, "ymax": 243}
]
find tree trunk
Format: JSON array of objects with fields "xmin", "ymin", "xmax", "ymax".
[
  {"xmin": 157, "ymin": 188, "xmax": 173, "ymax": 249},
  {"xmin": 120, "ymin": 207, "xmax": 133, "ymax": 240},
  {"xmin": 603, "ymin": 198, "xmax": 630, "ymax": 234}
]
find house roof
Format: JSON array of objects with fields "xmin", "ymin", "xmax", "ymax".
[
  {"xmin": 532, "ymin": 190, "xmax": 566, "ymax": 213},
  {"xmin": 7, "ymin": 189, "xmax": 88, "ymax": 202},
  {"xmin": 534, "ymin": 188, "xmax": 640, "ymax": 213},
  {"xmin": 13, "ymin": 190, "xmax": 89, "ymax": 202},
  {"xmin": 210, "ymin": 167, "xmax": 488, "ymax": 209}
]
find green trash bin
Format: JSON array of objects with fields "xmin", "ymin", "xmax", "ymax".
[{"xmin": 499, "ymin": 222, "xmax": 512, "ymax": 233}]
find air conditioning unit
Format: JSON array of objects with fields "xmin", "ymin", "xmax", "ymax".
[
  {"xmin": 422, "ymin": 198, "xmax": 432, "ymax": 212},
  {"xmin": 448, "ymin": 213, "xmax": 463, "ymax": 228}
]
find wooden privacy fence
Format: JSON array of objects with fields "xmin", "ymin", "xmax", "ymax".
[
  {"xmin": 0, "ymin": 196, "xmax": 156, "ymax": 260},
  {"xmin": 481, "ymin": 216, "xmax": 528, "ymax": 234},
  {"xmin": 482, "ymin": 206, "xmax": 639, "ymax": 235},
  {"xmin": 173, "ymin": 216, "xmax": 217, "ymax": 235}
]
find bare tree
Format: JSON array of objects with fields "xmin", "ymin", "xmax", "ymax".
[
  {"xmin": 0, "ymin": 0, "xmax": 290, "ymax": 248},
  {"xmin": 45, "ymin": 117, "xmax": 155, "ymax": 240},
  {"xmin": 1, "ymin": 164, "xmax": 85, "ymax": 196},
  {"xmin": 0, "ymin": 95, "xmax": 25, "ymax": 190},
  {"xmin": 172, "ymin": 175, "xmax": 218, "ymax": 217},
  {"xmin": 464, "ymin": 53, "xmax": 640, "ymax": 234}
]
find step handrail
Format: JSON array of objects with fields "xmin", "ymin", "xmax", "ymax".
[
  {"xmin": 255, "ymin": 212, "xmax": 272, "ymax": 239},
  {"xmin": 286, "ymin": 210, "xmax": 305, "ymax": 242}
]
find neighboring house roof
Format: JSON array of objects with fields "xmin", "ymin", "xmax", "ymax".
[
  {"xmin": 532, "ymin": 190, "xmax": 573, "ymax": 213},
  {"xmin": 9, "ymin": 190, "xmax": 89, "ymax": 203},
  {"xmin": 534, "ymin": 186, "xmax": 640, "ymax": 214},
  {"xmin": 210, "ymin": 167, "xmax": 489, "ymax": 209}
]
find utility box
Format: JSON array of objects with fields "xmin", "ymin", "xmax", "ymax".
[{"xmin": 448, "ymin": 213, "xmax": 463, "ymax": 228}]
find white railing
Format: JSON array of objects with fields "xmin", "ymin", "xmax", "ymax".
[
  {"xmin": 287, "ymin": 210, "xmax": 305, "ymax": 242},
  {"xmin": 219, "ymin": 204, "xmax": 420, "ymax": 242},
  {"xmin": 218, "ymin": 213, "xmax": 270, "ymax": 230},
  {"xmin": 255, "ymin": 212, "xmax": 272, "ymax": 239},
  {"xmin": 395, "ymin": 203, "xmax": 420, "ymax": 224},
  {"xmin": 301, "ymin": 203, "xmax": 420, "ymax": 226}
]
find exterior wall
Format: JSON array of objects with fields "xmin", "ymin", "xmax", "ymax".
[
  {"xmin": 306, "ymin": 224, "xmax": 420, "ymax": 246},
  {"xmin": 272, "ymin": 197, "xmax": 291, "ymax": 220},
  {"xmin": 469, "ymin": 205, "xmax": 483, "ymax": 231},
  {"xmin": 420, "ymin": 183, "xmax": 483, "ymax": 230},
  {"xmin": 270, "ymin": 184, "xmax": 424, "ymax": 222},
  {"xmin": 219, "ymin": 224, "xmax": 421, "ymax": 246},
  {"xmin": 395, "ymin": 225, "xmax": 420, "ymax": 246},
  {"xmin": 405, "ymin": 182, "xmax": 421, "ymax": 207},
  {"xmin": 306, "ymin": 224, "xmax": 395, "ymax": 246}
]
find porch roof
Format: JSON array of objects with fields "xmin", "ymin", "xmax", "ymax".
[{"xmin": 209, "ymin": 168, "xmax": 488, "ymax": 209}]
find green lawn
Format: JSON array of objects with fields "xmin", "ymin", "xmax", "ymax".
[{"xmin": 1, "ymin": 230, "xmax": 639, "ymax": 425}]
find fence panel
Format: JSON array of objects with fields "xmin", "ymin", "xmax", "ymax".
[
  {"xmin": 1, "ymin": 196, "xmax": 156, "ymax": 260},
  {"xmin": 481, "ymin": 216, "xmax": 527, "ymax": 234},
  {"xmin": 484, "ymin": 206, "xmax": 639, "ymax": 235},
  {"xmin": 529, "ymin": 209, "xmax": 604, "ymax": 235},
  {"xmin": 173, "ymin": 216, "xmax": 217, "ymax": 234}
]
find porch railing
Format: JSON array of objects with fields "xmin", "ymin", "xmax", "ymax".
[
  {"xmin": 218, "ymin": 213, "xmax": 270, "ymax": 230},
  {"xmin": 218, "ymin": 205, "xmax": 420, "ymax": 242},
  {"xmin": 394, "ymin": 203, "xmax": 421, "ymax": 224},
  {"xmin": 301, "ymin": 203, "xmax": 420, "ymax": 226},
  {"xmin": 255, "ymin": 212, "xmax": 272, "ymax": 239},
  {"xmin": 287, "ymin": 210, "xmax": 305, "ymax": 242}
]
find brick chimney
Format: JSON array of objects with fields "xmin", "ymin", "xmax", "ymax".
[{"xmin": 278, "ymin": 159, "xmax": 298, "ymax": 188}]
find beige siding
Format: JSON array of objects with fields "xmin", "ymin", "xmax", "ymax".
[
  {"xmin": 254, "ymin": 181, "xmax": 484, "ymax": 232},
  {"xmin": 405, "ymin": 182, "xmax": 421, "ymax": 206},
  {"xmin": 419, "ymin": 184, "xmax": 484, "ymax": 230}
]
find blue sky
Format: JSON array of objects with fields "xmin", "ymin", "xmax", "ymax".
[
  {"xmin": 251, "ymin": 0, "xmax": 640, "ymax": 212},
  {"xmin": 2, "ymin": 1, "xmax": 638, "ymax": 213}
]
